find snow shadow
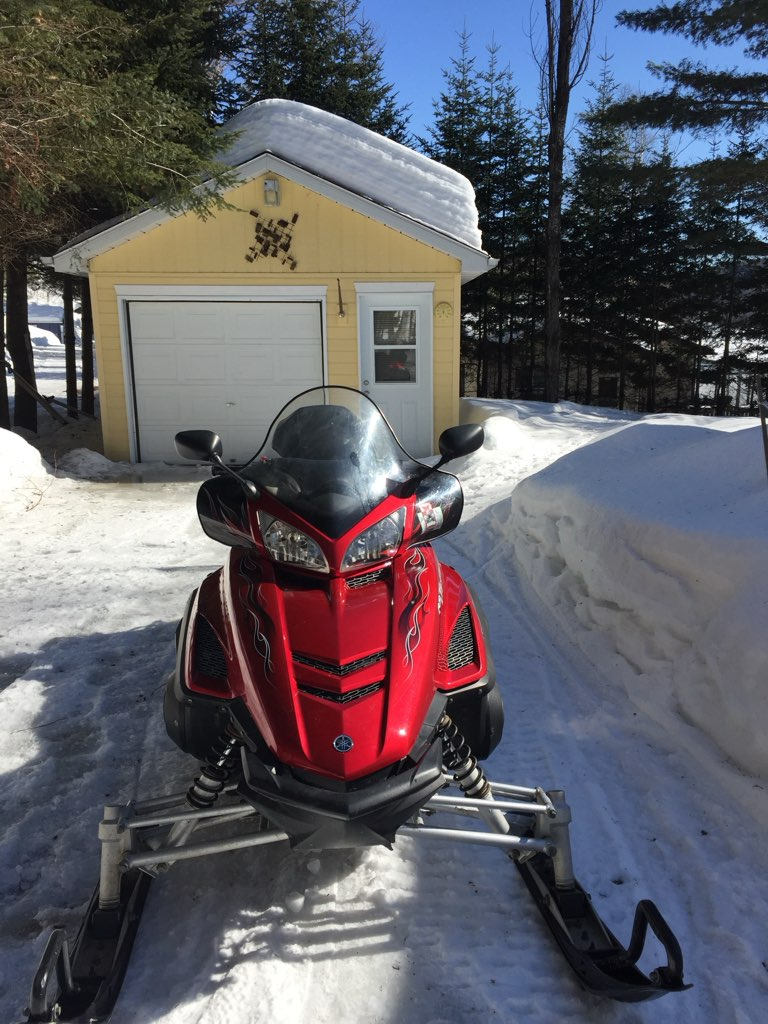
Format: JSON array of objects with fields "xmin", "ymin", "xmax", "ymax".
[{"xmin": 0, "ymin": 620, "xmax": 184, "ymax": 1019}]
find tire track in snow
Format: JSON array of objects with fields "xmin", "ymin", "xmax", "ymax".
[{"xmin": 439, "ymin": 498, "xmax": 768, "ymax": 1023}]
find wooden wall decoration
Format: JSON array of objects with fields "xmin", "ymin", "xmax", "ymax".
[{"xmin": 246, "ymin": 210, "xmax": 299, "ymax": 270}]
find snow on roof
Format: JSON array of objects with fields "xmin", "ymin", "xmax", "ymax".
[{"xmin": 221, "ymin": 99, "xmax": 483, "ymax": 250}]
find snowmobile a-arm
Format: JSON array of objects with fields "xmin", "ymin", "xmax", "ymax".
[
  {"xmin": 408, "ymin": 777, "xmax": 691, "ymax": 1003},
  {"xmin": 24, "ymin": 770, "xmax": 689, "ymax": 1022}
]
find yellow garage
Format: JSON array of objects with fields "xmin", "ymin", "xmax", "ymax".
[{"xmin": 52, "ymin": 100, "xmax": 495, "ymax": 462}]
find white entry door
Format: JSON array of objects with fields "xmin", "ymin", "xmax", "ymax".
[
  {"xmin": 357, "ymin": 288, "xmax": 433, "ymax": 456},
  {"xmin": 127, "ymin": 300, "xmax": 324, "ymax": 462}
]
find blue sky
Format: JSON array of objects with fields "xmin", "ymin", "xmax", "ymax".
[{"xmin": 366, "ymin": 0, "xmax": 755, "ymax": 156}]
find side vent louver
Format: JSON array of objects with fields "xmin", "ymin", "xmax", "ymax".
[
  {"xmin": 446, "ymin": 606, "xmax": 478, "ymax": 670},
  {"xmin": 293, "ymin": 651, "xmax": 386, "ymax": 676},
  {"xmin": 299, "ymin": 682, "xmax": 384, "ymax": 705},
  {"xmin": 346, "ymin": 567, "xmax": 389, "ymax": 589},
  {"xmin": 194, "ymin": 615, "xmax": 228, "ymax": 679}
]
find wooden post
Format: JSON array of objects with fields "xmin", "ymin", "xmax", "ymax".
[{"xmin": 3, "ymin": 359, "xmax": 68, "ymax": 425}]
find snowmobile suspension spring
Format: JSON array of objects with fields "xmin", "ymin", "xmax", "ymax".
[
  {"xmin": 186, "ymin": 730, "xmax": 242, "ymax": 810},
  {"xmin": 439, "ymin": 713, "xmax": 492, "ymax": 801}
]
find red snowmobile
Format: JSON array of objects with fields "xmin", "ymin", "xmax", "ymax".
[{"xmin": 25, "ymin": 386, "xmax": 689, "ymax": 1022}]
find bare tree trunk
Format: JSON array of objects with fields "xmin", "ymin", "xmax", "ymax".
[
  {"xmin": 0, "ymin": 264, "xmax": 10, "ymax": 430},
  {"xmin": 81, "ymin": 278, "xmax": 95, "ymax": 416},
  {"xmin": 544, "ymin": 76, "xmax": 567, "ymax": 403},
  {"xmin": 537, "ymin": 0, "xmax": 597, "ymax": 403},
  {"xmin": 5, "ymin": 256, "xmax": 37, "ymax": 433},
  {"xmin": 63, "ymin": 275, "xmax": 78, "ymax": 418}
]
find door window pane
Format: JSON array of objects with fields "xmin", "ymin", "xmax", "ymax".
[
  {"xmin": 373, "ymin": 309, "xmax": 416, "ymax": 346},
  {"xmin": 375, "ymin": 348, "xmax": 416, "ymax": 382},
  {"xmin": 373, "ymin": 309, "xmax": 417, "ymax": 383}
]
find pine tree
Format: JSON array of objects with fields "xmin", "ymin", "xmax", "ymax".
[
  {"xmin": 227, "ymin": 0, "xmax": 410, "ymax": 140},
  {"xmin": 563, "ymin": 56, "xmax": 634, "ymax": 405},
  {"xmin": 425, "ymin": 32, "xmax": 546, "ymax": 400},
  {"xmin": 606, "ymin": 4, "xmax": 768, "ymax": 411},
  {"xmin": 630, "ymin": 143, "xmax": 689, "ymax": 411},
  {"xmin": 517, "ymin": 100, "xmax": 549, "ymax": 400},
  {"xmin": 613, "ymin": 1, "xmax": 768, "ymax": 133},
  {"xmin": 478, "ymin": 46, "xmax": 533, "ymax": 397},
  {"xmin": 422, "ymin": 30, "xmax": 488, "ymax": 391},
  {"xmin": 0, "ymin": 0, "xmax": 235, "ymax": 429}
]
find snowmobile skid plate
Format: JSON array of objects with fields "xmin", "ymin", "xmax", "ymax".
[
  {"xmin": 515, "ymin": 853, "xmax": 692, "ymax": 1001},
  {"xmin": 24, "ymin": 868, "xmax": 151, "ymax": 1023}
]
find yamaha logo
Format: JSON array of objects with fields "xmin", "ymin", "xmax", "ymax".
[{"xmin": 333, "ymin": 734, "xmax": 354, "ymax": 753}]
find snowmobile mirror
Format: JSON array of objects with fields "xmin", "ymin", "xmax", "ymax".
[
  {"xmin": 175, "ymin": 430, "xmax": 223, "ymax": 463},
  {"xmin": 435, "ymin": 423, "xmax": 485, "ymax": 467},
  {"xmin": 175, "ymin": 430, "xmax": 258, "ymax": 498}
]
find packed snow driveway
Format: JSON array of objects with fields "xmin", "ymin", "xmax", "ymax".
[{"xmin": 1, "ymin": 403, "xmax": 767, "ymax": 1023}]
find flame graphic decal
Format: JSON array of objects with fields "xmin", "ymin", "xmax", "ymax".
[
  {"xmin": 403, "ymin": 549, "xmax": 429, "ymax": 673},
  {"xmin": 249, "ymin": 584, "xmax": 274, "ymax": 677},
  {"xmin": 238, "ymin": 558, "xmax": 274, "ymax": 678}
]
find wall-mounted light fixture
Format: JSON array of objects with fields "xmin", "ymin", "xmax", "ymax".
[{"xmin": 263, "ymin": 178, "xmax": 281, "ymax": 206}]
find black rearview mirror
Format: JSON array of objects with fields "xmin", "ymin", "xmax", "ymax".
[
  {"xmin": 175, "ymin": 430, "xmax": 223, "ymax": 463},
  {"xmin": 437, "ymin": 423, "xmax": 485, "ymax": 465}
]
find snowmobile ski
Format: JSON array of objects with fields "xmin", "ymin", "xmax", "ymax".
[
  {"xmin": 24, "ymin": 868, "xmax": 151, "ymax": 1023},
  {"xmin": 515, "ymin": 852, "xmax": 691, "ymax": 1001}
]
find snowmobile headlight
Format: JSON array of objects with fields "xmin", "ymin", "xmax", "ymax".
[
  {"xmin": 259, "ymin": 514, "xmax": 329, "ymax": 573},
  {"xmin": 342, "ymin": 510, "xmax": 404, "ymax": 570}
]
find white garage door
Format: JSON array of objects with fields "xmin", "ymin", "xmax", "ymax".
[{"xmin": 127, "ymin": 301, "xmax": 324, "ymax": 462}]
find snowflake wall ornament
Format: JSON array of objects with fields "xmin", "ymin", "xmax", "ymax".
[{"xmin": 246, "ymin": 210, "xmax": 299, "ymax": 270}]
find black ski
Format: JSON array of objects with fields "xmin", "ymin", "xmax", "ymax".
[
  {"xmin": 25, "ymin": 869, "xmax": 152, "ymax": 1023},
  {"xmin": 515, "ymin": 852, "xmax": 691, "ymax": 1001}
]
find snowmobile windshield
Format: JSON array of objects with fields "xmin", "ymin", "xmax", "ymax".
[{"xmin": 240, "ymin": 386, "xmax": 459, "ymax": 539}]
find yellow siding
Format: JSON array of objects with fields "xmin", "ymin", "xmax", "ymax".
[{"xmin": 89, "ymin": 174, "xmax": 463, "ymax": 459}]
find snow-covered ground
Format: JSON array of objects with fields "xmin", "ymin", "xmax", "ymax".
[{"xmin": 1, "ymin": 348, "xmax": 767, "ymax": 1022}]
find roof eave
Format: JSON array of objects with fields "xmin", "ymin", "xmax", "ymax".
[{"xmin": 51, "ymin": 152, "xmax": 496, "ymax": 281}]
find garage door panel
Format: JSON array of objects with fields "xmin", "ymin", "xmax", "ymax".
[
  {"xmin": 276, "ymin": 310, "xmax": 322, "ymax": 340},
  {"xmin": 128, "ymin": 307, "xmax": 176, "ymax": 340},
  {"xmin": 131, "ymin": 347, "xmax": 179, "ymax": 382},
  {"xmin": 226, "ymin": 345, "xmax": 277, "ymax": 382},
  {"xmin": 137, "ymin": 385, "xmax": 229, "ymax": 422},
  {"xmin": 276, "ymin": 347, "xmax": 326, "ymax": 383},
  {"xmin": 176, "ymin": 310, "xmax": 227, "ymax": 342},
  {"xmin": 178, "ymin": 352, "xmax": 230, "ymax": 383},
  {"xmin": 230, "ymin": 309, "xmax": 272, "ymax": 339},
  {"xmin": 128, "ymin": 300, "xmax": 323, "ymax": 461}
]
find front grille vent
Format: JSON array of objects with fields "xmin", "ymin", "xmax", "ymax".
[
  {"xmin": 299, "ymin": 682, "xmax": 384, "ymax": 705},
  {"xmin": 194, "ymin": 616, "xmax": 228, "ymax": 679},
  {"xmin": 446, "ymin": 606, "xmax": 477, "ymax": 670},
  {"xmin": 346, "ymin": 567, "xmax": 389, "ymax": 589},
  {"xmin": 293, "ymin": 651, "xmax": 386, "ymax": 676}
]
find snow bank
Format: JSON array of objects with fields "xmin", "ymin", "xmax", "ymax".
[
  {"xmin": 0, "ymin": 429, "xmax": 54, "ymax": 506},
  {"xmin": 57, "ymin": 448, "xmax": 124, "ymax": 478},
  {"xmin": 507, "ymin": 417, "xmax": 768, "ymax": 779},
  {"xmin": 221, "ymin": 99, "xmax": 483, "ymax": 249}
]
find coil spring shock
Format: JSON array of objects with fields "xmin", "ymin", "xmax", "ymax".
[
  {"xmin": 439, "ymin": 712, "xmax": 492, "ymax": 800},
  {"xmin": 186, "ymin": 729, "xmax": 242, "ymax": 810},
  {"xmin": 439, "ymin": 712, "xmax": 511, "ymax": 836}
]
